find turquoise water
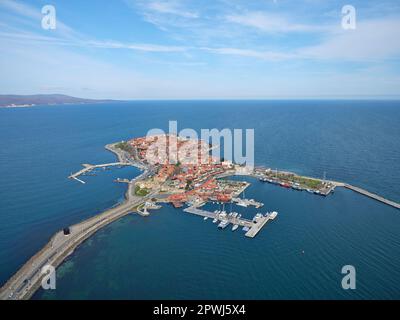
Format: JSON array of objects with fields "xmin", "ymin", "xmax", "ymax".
[{"xmin": 0, "ymin": 100, "xmax": 399, "ymax": 299}]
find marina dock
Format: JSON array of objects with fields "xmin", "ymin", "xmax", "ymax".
[
  {"xmin": 183, "ymin": 206, "xmax": 274, "ymax": 238},
  {"xmin": 244, "ymin": 214, "xmax": 273, "ymax": 238}
]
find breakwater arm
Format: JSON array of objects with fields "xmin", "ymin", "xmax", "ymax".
[{"xmin": 344, "ymin": 184, "xmax": 400, "ymax": 210}]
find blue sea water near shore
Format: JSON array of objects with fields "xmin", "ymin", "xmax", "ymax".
[{"xmin": 0, "ymin": 100, "xmax": 399, "ymax": 299}]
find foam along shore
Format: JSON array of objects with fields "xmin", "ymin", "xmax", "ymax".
[{"xmin": 0, "ymin": 143, "xmax": 153, "ymax": 300}]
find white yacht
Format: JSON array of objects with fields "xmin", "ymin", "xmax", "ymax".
[
  {"xmin": 236, "ymin": 200, "xmax": 248, "ymax": 208},
  {"xmin": 252, "ymin": 213, "xmax": 263, "ymax": 223},
  {"xmin": 218, "ymin": 220, "xmax": 229, "ymax": 229},
  {"xmin": 269, "ymin": 211, "xmax": 278, "ymax": 219}
]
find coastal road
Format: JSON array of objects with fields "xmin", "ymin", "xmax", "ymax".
[
  {"xmin": 0, "ymin": 143, "xmax": 160, "ymax": 300},
  {"xmin": 0, "ymin": 180, "xmax": 157, "ymax": 300}
]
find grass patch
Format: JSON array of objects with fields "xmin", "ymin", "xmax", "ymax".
[
  {"xmin": 267, "ymin": 172, "xmax": 323, "ymax": 189},
  {"xmin": 135, "ymin": 185, "xmax": 150, "ymax": 196},
  {"xmin": 115, "ymin": 141, "xmax": 131, "ymax": 152},
  {"xmin": 295, "ymin": 177, "xmax": 322, "ymax": 189}
]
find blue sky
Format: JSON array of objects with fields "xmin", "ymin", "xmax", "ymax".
[{"xmin": 1, "ymin": 0, "xmax": 400, "ymax": 99}]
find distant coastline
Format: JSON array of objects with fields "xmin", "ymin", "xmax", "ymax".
[
  {"xmin": 1, "ymin": 104, "xmax": 35, "ymax": 108},
  {"xmin": 0, "ymin": 94, "xmax": 117, "ymax": 108}
]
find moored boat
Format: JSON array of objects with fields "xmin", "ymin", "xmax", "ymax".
[
  {"xmin": 292, "ymin": 183, "xmax": 302, "ymax": 191},
  {"xmin": 252, "ymin": 213, "xmax": 263, "ymax": 223},
  {"xmin": 269, "ymin": 211, "xmax": 278, "ymax": 219},
  {"xmin": 280, "ymin": 182, "xmax": 292, "ymax": 188},
  {"xmin": 236, "ymin": 200, "xmax": 248, "ymax": 207},
  {"xmin": 218, "ymin": 220, "xmax": 229, "ymax": 229}
]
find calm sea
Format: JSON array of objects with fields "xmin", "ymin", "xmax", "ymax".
[{"xmin": 0, "ymin": 100, "xmax": 399, "ymax": 299}]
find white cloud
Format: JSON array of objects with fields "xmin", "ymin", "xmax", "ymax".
[
  {"xmin": 207, "ymin": 16, "xmax": 400, "ymax": 62},
  {"xmin": 300, "ymin": 18, "xmax": 400, "ymax": 61},
  {"xmin": 226, "ymin": 11, "xmax": 327, "ymax": 33},
  {"xmin": 201, "ymin": 47, "xmax": 294, "ymax": 61},
  {"xmin": 0, "ymin": 30, "xmax": 188, "ymax": 53},
  {"xmin": 1, "ymin": 0, "xmax": 400, "ymax": 99},
  {"xmin": 147, "ymin": 1, "xmax": 199, "ymax": 18},
  {"xmin": 0, "ymin": 0, "xmax": 189, "ymax": 54},
  {"xmin": 0, "ymin": 0, "xmax": 83, "ymax": 40},
  {"xmin": 85, "ymin": 40, "xmax": 188, "ymax": 52},
  {"xmin": 125, "ymin": 0, "xmax": 200, "ymax": 31}
]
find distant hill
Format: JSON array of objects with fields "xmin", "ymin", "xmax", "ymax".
[{"xmin": 0, "ymin": 94, "xmax": 116, "ymax": 107}]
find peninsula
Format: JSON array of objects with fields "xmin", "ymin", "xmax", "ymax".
[{"xmin": 1, "ymin": 134, "xmax": 399, "ymax": 300}]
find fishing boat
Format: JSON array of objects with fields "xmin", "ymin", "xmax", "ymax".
[{"xmin": 280, "ymin": 182, "xmax": 292, "ymax": 188}]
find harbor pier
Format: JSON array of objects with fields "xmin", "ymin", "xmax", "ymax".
[
  {"xmin": 68, "ymin": 162, "xmax": 136, "ymax": 184},
  {"xmin": 344, "ymin": 184, "xmax": 400, "ymax": 210},
  {"xmin": 183, "ymin": 206, "xmax": 275, "ymax": 238}
]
